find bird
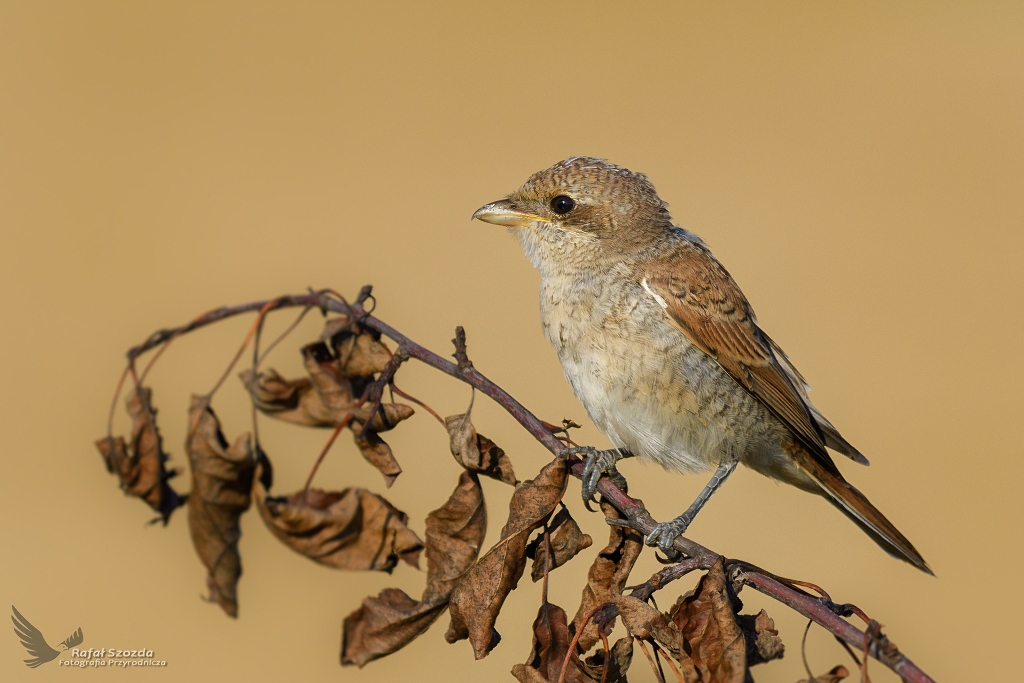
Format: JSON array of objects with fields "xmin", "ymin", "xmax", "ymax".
[
  {"xmin": 11, "ymin": 605, "xmax": 84, "ymax": 668},
  {"xmin": 472, "ymin": 156, "xmax": 930, "ymax": 573}
]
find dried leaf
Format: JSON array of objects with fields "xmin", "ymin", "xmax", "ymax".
[
  {"xmin": 511, "ymin": 602, "xmax": 585, "ymax": 683},
  {"xmin": 352, "ymin": 402, "xmax": 415, "ymax": 433},
  {"xmin": 240, "ymin": 342, "xmax": 412, "ymax": 428},
  {"xmin": 335, "ymin": 330, "xmax": 393, "ymax": 379},
  {"xmin": 445, "ymin": 411, "xmax": 517, "ymax": 485},
  {"xmin": 446, "ymin": 458, "xmax": 568, "ymax": 659},
  {"xmin": 301, "ymin": 341, "xmax": 356, "ymax": 419},
  {"xmin": 95, "ymin": 385, "xmax": 185, "ymax": 523},
  {"xmin": 422, "ymin": 471, "xmax": 488, "ymax": 604},
  {"xmin": 253, "ymin": 459, "xmax": 422, "ymax": 572},
  {"xmin": 571, "ymin": 499, "xmax": 643, "ymax": 652},
  {"xmin": 342, "ymin": 589, "xmax": 446, "ymax": 668},
  {"xmin": 795, "ymin": 665, "xmax": 850, "ymax": 683},
  {"xmin": 342, "ymin": 471, "xmax": 486, "ymax": 666},
  {"xmin": 739, "ymin": 609, "xmax": 784, "ymax": 666},
  {"xmin": 528, "ymin": 506, "xmax": 593, "ymax": 582},
  {"xmin": 616, "ymin": 595, "xmax": 682, "ymax": 659},
  {"xmin": 667, "ymin": 559, "xmax": 746, "ymax": 683},
  {"xmin": 238, "ymin": 368, "xmax": 334, "ymax": 426},
  {"xmin": 241, "ymin": 341, "xmax": 412, "ymax": 485},
  {"xmin": 352, "ymin": 432, "xmax": 402, "ymax": 487},
  {"xmin": 185, "ymin": 396, "xmax": 255, "ymax": 617},
  {"xmin": 579, "ymin": 636, "xmax": 633, "ymax": 683}
]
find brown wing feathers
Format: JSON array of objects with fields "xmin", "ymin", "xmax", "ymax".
[
  {"xmin": 643, "ymin": 246, "xmax": 841, "ymax": 476},
  {"xmin": 643, "ymin": 245, "xmax": 930, "ymax": 571}
]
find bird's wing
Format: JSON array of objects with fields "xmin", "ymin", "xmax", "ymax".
[
  {"xmin": 63, "ymin": 627, "xmax": 84, "ymax": 649},
  {"xmin": 11, "ymin": 605, "xmax": 60, "ymax": 668},
  {"xmin": 641, "ymin": 243, "xmax": 843, "ymax": 476}
]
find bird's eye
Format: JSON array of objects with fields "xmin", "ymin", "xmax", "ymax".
[{"xmin": 550, "ymin": 195, "xmax": 575, "ymax": 215}]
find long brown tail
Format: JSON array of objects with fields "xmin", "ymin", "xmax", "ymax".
[{"xmin": 786, "ymin": 442, "xmax": 932, "ymax": 574}]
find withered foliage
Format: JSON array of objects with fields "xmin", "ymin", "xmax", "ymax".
[
  {"xmin": 572, "ymin": 500, "xmax": 644, "ymax": 652},
  {"xmin": 666, "ymin": 559, "xmax": 748, "ymax": 682},
  {"xmin": 185, "ymin": 395, "xmax": 255, "ymax": 617},
  {"xmin": 239, "ymin": 336, "xmax": 412, "ymax": 486},
  {"xmin": 327, "ymin": 322, "xmax": 393, "ymax": 379},
  {"xmin": 526, "ymin": 505, "xmax": 592, "ymax": 582},
  {"xmin": 445, "ymin": 409, "xmax": 517, "ymax": 485},
  {"xmin": 342, "ymin": 470, "xmax": 487, "ymax": 667},
  {"xmin": 253, "ymin": 457, "xmax": 423, "ymax": 572},
  {"xmin": 95, "ymin": 385, "xmax": 185, "ymax": 523},
  {"xmin": 93, "ymin": 296, "xmax": 905, "ymax": 683},
  {"xmin": 739, "ymin": 609, "xmax": 785, "ymax": 667},
  {"xmin": 512, "ymin": 602, "xmax": 582, "ymax": 683},
  {"xmin": 513, "ymin": 601, "xmax": 633, "ymax": 683},
  {"xmin": 446, "ymin": 458, "xmax": 568, "ymax": 659}
]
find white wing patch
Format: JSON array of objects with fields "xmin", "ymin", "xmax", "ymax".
[{"xmin": 641, "ymin": 277, "xmax": 669, "ymax": 309}]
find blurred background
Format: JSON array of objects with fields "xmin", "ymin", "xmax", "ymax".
[{"xmin": 1, "ymin": 2, "xmax": 1021, "ymax": 681}]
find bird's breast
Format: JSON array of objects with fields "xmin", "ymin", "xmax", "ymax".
[{"xmin": 539, "ymin": 274, "xmax": 786, "ymax": 474}]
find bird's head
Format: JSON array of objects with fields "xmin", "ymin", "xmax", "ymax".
[{"xmin": 473, "ymin": 157, "xmax": 672, "ymax": 273}]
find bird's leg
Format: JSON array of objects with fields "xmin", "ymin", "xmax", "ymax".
[
  {"xmin": 561, "ymin": 446, "xmax": 633, "ymax": 509},
  {"xmin": 645, "ymin": 461, "xmax": 738, "ymax": 555}
]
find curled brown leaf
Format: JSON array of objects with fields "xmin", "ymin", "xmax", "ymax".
[
  {"xmin": 342, "ymin": 471, "xmax": 486, "ymax": 667},
  {"xmin": 241, "ymin": 340, "xmax": 412, "ymax": 485},
  {"xmin": 667, "ymin": 559, "xmax": 747, "ymax": 683},
  {"xmin": 95, "ymin": 385, "xmax": 186, "ymax": 523},
  {"xmin": 253, "ymin": 459, "xmax": 422, "ymax": 572},
  {"xmin": 511, "ymin": 602, "xmax": 584, "ymax": 683},
  {"xmin": 334, "ymin": 329, "xmax": 393, "ymax": 379},
  {"xmin": 527, "ymin": 506, "xmax": 593, "ymax": 582},
  {"xmin": 352, "ymin": 432, "xmax": 402, "ymax": 488},
  {"xmin": 616, "ymin": 595, "xmax": 682, "ymax": 660},
  {"xmin": 238, "ymin": 368, "xmax": 333, "ymax": 426},
  {"xmin": 240, "ymin": 343, "xmax": 413, "ymax": 430},
  {"xmin": 445, "ymin": 411, "xmax": 517, "ymax": 485},
  {"xmin": 352, "ymin": 402, "xmax": 415, "ymax": 433},
  {"xmin": 739, "ymin": 608, "xmax": 784, "ymax": 666},
  {"xmin": 446, "ymin": 458, "xmax": 568, "ymax": 659},
  {"xmin": 185, "ymin": 395, "xmax": 255, "ymax": 617},
  {"xmin": 302, "ymin": 341, "xmax": 356, "ymax": 419},
  {"xmin": 579, "ymin": 636, "xmax": 633, "ymax": 683},
  {"xmin": 571, "ymin": 499, "xmax": 643, "ymax": 652}
]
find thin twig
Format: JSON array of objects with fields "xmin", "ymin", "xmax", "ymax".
[
  {"xmin": 801, "ymin": 620, "xmax": 815, "ymax": 681},
  {"xmin": 652, "ymin": 642, "xmax": 686, "ymax": 683},
  {"xmin": 390, "ymin": 384, "xmax": 445, "ymax": 426},
  {"xmin": 557, "ymin": 606, "xmax": 599, "ymax": 683},
  {"xmin": 637, "ymin": 640, "xmax": 666, "ymax": 683},
  {"xmin": 301, "ymin": 415, "xmax": 353, "ymax": 499}
]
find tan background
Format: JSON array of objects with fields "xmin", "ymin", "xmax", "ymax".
[{"xmin": 1, "ymin": 2, "xmax": 1021, "ymax": 681}]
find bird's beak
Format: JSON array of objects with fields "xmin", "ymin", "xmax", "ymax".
[{"xmin": 472, "ymin": 199, "xmax": 549, "ymax": 227}]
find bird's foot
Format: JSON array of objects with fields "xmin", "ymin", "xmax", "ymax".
[
  {"xmin": 645, "ymin": 512, "xmax": 693, "ymax": 559},
  {"xmin": 561, "ymin": 446, "xmax": 631, "ymax": 510}
]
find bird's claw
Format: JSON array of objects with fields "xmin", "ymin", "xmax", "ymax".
[
  {"xmin": 561, "ymin": 446, "xmax": 630, "ymax": 510},
  {"xmin": 644, "ymin": 514, "xmax": 692, "ymax": 558}
]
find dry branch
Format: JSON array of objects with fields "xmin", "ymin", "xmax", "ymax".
[{"xmin": 111, "ymin": 287, "xmax": 935, "ymax": 683}]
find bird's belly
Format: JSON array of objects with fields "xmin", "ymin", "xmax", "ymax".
[{"xmin": 559, "ymin": 333, "xmax": 786, "ymax": 476}]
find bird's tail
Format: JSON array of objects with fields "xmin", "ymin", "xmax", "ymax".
[{"xmin": 785, "ymin": 441, "xmax": 932, "ymax": 574}]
